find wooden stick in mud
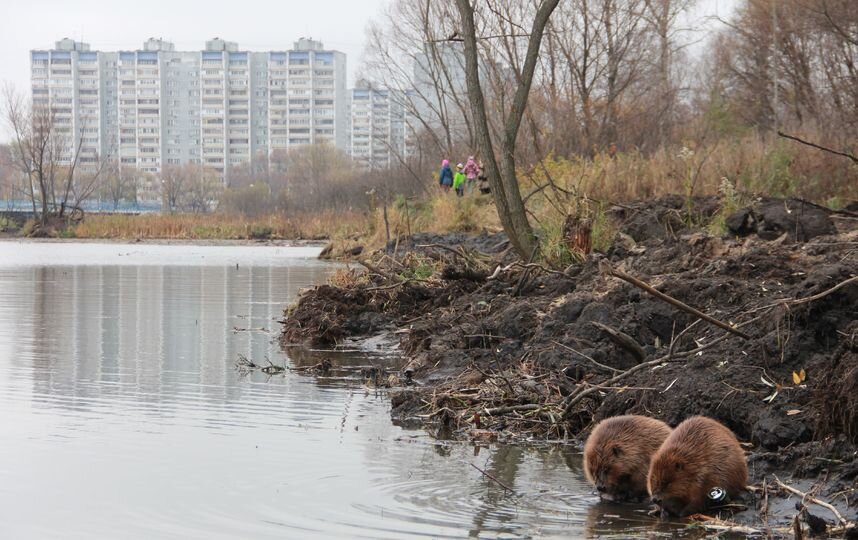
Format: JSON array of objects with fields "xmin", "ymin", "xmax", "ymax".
[
  {"xmin": 598, "ymin": 260, "xmax": 750, "ymax": 340},
  {"xmin": 469, "ymin": 462, "xmax": 514, "ymax": 493},
  {"xmin": 774, "ymin": 477, "xmax": 848, "ymax": 526}
]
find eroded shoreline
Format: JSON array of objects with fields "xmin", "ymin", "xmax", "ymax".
[{"xmin": 280, "ymin": 195, "xmax": 858, "ymax": 536}]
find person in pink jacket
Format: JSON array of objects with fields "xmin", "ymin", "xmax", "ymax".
[{"xmin": 463, "ymin": 156, "xmax": 479, "ymax": 192}]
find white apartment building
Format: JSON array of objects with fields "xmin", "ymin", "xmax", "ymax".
[
  {"xmin": 349, "ymin": 84, "xmax": 416, "ymax": 170},
  {"xmin": 30, "ymin": 39, "xmax": 101, "ymax": 170},
  {"xmin": 31, "ymin": 38, "xmax": 348, "ymax": 191}
]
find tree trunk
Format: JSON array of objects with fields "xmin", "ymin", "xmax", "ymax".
[{"xmin": 453, "ymin": 0, "xmax": 560, "ymax": 259}]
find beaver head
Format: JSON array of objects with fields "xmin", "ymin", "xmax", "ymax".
[
  {"xmin": 648, "ymin": 444, "xmax": 705, "ymax": 517},
  {"xmin": 584, "ymin": 416, "xmax": 672, "ymax": 503}
]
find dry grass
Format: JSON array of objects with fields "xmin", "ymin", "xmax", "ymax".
[
  {"xmin": 72, "ymin": 211, "xmax": 369, "ymax": 241},
  {"xmin": 524, "ymin": 133, "xmax": 858, "ymax": 205},
  {"xmin": 521, "ymin": 132, "xmax": 858, "ymax": 265},
  {"xmin": 68, "ymin": 133, "xmax": 857, "ymax": 261}
]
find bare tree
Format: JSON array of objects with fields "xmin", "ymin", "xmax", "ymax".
[
  {"xmin": 99, "ymin": 164, "xmax": 138, "ymax": 211},
  {"xmin": 3, "ymin": 86, "xmax": 107, "ymax": 226},
  {"xmin": 454, "ymin": 0, "xmax": 561, "ymax": 258},
  {"xmin": 160, "ymin": 164, "xmax": 190, "ymax": 214}
]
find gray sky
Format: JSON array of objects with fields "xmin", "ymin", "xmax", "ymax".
[
  {"xmin": 0, "ymin": 0, "xmax": 737, "ymax": 141},
  {"xmin": 0, "ymin": 0, "xmax": 388, "ymax": 92}
]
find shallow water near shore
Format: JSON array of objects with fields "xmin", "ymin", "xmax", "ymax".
[{"xmin": 0, "ymin": 241, "xmax": 707, "ymax": 538}]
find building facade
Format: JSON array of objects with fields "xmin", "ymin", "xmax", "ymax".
[
  {"xmin": 348, "ymin": 83, "xmax": 416, "ymax": 170},
  {"xmin": 31, "ymin": 38, "xmax": 348, "ymax": 191}
]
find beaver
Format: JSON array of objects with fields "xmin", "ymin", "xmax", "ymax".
[
  {"xmin": 583, "ymin": 415, "xmax": 672, "ymax": 502},
  {"xmin": 648, "ymin": 416, "xmax": 748, "ymax": 517}
]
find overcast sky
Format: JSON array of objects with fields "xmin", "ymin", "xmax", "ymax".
[{"xmin": 0, "ymin": 0, "xmax": 738, "ymax": 140}]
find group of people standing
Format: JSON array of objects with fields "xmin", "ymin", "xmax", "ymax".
[{"xmin": 438, "ymin": 156, "xmax": 490, "ymax": 197}]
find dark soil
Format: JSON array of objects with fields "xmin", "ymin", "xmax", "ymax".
[{"xmin": 280, "ymin": 195, "xmax": 858, "ymax": 535}]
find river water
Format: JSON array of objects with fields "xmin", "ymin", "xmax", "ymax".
[{"xmin": 0, "ymin": 241, "xmax": 689, "ymax": 539}]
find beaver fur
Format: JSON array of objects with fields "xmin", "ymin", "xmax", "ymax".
[
  {"xmin": 583, "ymin": 415, "xmax": 672, "ymax": 502},
  {"xmin": 648, "ymin": 416, "xmax": 748, "ymax": 517}
]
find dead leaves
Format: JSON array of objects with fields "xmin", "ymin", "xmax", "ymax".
[{"xmin": 760, "ymin": 369, "xmax": 808, "ymax": 404}]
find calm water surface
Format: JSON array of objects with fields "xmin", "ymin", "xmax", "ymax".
[{"xmin": 0, "ymin": 241, "xmax": 687, "ymax": 539}]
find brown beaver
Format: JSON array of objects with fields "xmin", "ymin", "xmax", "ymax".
[
  {"xmin": 583, "ymin": 415, "xmax": 672, "ymax": 502},
  {"xmin": 648, "ymin": 416, "xmax": 747, "ymax": 517}
]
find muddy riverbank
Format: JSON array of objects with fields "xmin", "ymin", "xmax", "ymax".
[{"xmin": 280, "ymin": 195, "xmax": 858, "ymax": 536}]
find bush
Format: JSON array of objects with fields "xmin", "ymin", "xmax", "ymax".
[
  {"xmin": 219, "ymin": 184, "xmax": 275, "ymax": 217},
  {"xmin": 0, "ymin": 216, "xmax": 15, "ymax": 232},
  {"xmin": 19, "ymin": 219, "xmax": 37, "ymax": 237}
]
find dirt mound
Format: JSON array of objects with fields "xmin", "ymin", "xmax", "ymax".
[
  {"xmin": 280, "ymin": 195, "xmax": 858, "ymax": 521},
  {"xmin": 726, "ymin": 197, "xmax": 836, "ymax": 241}
]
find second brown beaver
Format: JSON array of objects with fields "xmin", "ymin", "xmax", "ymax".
[
  {"xmin": 583, "ymin": 415, "xmax": 672, "ymax": 502},
  {"xmin": 648, "ymin": 416, "xmax": 748, "ymax": 517}
]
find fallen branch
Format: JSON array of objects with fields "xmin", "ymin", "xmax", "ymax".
[
  {"xmin": 552, "ymin": 340, "xmax": 621, "ymax": 373},
  {"xmin": 774, "ymin": 476, "xmax": 848, "ymax": 526},
  {"xmin": 484, "ymin": 403, "xmax": 541, "ymax": 415},
  {"xmin": 599, "ymin": 260, "xmax": 750, "ymax": 340},
  {"xmin": 235, "ymin": 353, "xmax": 259, "ymax": 370},
  {"xmin": 469, "ymin": 462, "xmax": 514, "ymax": 492}
]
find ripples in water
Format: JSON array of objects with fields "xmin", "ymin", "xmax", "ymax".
[{"xmin": 0, "ymin": 242, "xmax": 702, "ymax": 538}]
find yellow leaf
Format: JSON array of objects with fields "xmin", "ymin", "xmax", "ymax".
[
  {"xmin": 792, "ymin": 371, "xmax": 801, "ymax": 385},
  {"xmin": 799, "ymin": 368, "xmax": 806, "ymax": 382},
  {"xmin": 786, "ymin": 409, "xmax": 802, "ymax": 416}
]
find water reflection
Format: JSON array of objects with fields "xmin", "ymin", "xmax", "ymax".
[
  {"xmin": 0, "ymin": 243, "xmax": 708, "ymax": 538},
  {"xmin": 7, "ymin": 263, "xmax": 330, "ymax": 416}
]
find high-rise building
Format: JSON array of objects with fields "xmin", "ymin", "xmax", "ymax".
[
  {"xmin": 30, "ymin": 37, "xmax": 347, "ymax": 192},
  {"xmin": 348, "ymin": 83, "xmax": 416, "ymax": 170}
]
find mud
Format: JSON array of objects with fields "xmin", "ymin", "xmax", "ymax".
[{"xmin": 280, "ymin": 195, "xmax": 858, "ymax": 535}]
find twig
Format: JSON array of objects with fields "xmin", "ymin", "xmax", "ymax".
[
  {"xmin": 788, "ymin": 197, "xmax": 858, "ymax": 218},
  {"xmin": 599, "ymin": 260, "xmax": 750, "ymax": 340},
  {"xmin": 514, "ymin": 244, "xmax": 541, "ymax": 296},
  {"xmin": 469, "ymin": 462, "xmax": 514, "ymax": 492},
  {"xmin": 777, "ymin": 131, "xmax": 858, "ymax": 164},
  {"xmin": 781, "ymin": 275, "xmax": 858, "ymax": 309},
  {"xmin": 688, "ymin": 514, "xmax": 768, "ymax": 535},
  {"xmin": 774, "ymin": 476, "xmax": 848, "ymax": 526},
  {"xmin": 668, "ymin": 319, "xmax": 702, "ymax": 360},
  {"xmin": 552, "ymin": 340, "xmax": 621, "ymax": 373}
]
